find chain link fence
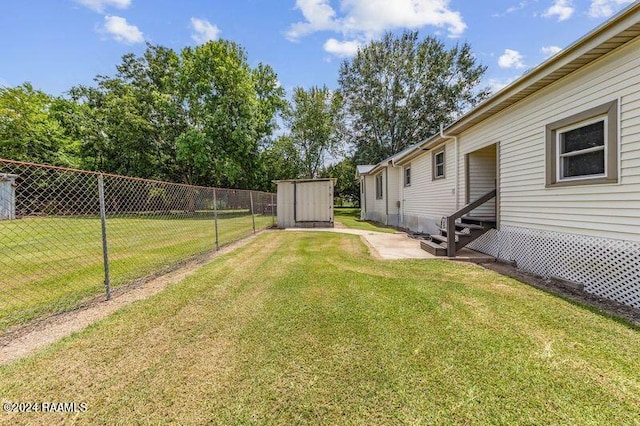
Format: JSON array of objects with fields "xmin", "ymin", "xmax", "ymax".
[{"xmin": 0, "ymin": 158, "xmax": 275, "ymax": 332}]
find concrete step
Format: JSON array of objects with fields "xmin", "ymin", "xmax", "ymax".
[
  {"xmin": 420, "ymin": 240, "xmax": 447, "ymax": 256},
  {"xmin": 430, "ymin": 234, "xmax": 448, "ymax": 244}
]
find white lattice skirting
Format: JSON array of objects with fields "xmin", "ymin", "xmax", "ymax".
[{"xmin": 467, "ymin": 225, "xmax": 640, "ymax": 309}]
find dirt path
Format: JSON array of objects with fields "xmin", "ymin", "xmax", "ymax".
[{"xmin": 0, "ymin": 232, "xmax": 263, "ymax": 365}]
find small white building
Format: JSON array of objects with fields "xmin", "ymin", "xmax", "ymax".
[
  {"xmin": 358, "ymin": 3, "xmax": 640, "ymax": 309},
  {"xmin": 275, "ymin": 178, "xmax": 336, "ymax": 228}
]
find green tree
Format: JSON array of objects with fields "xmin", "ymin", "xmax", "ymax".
[
  {"xmin": 70, "ymin": 42, "xmax": 286, "ymax": 188},
  {"xmin": 338, "ymin": 31, "xmax": 490, "ymax": 164},
  {"xmin": 258, "ymin": 135, "xmax": 304, "ymax": 191},
  {"xmin": 322, "ymin": 157, "xmax": 359, "ymax": 206},
  {"xmin": 0, "ymin": 83, "xmax": 79, "ymax": 166},
  {"xmin": 176, "ymin": 40, "xmax": 285, "ymax": 187},
  {"xmin": 252, "ymin": 64, "xmax": 288, "ymax": 145},
  {"xmin": 286, "ymin": 86, "xmax": 344, "ymax": 179},
  {"xmin": 69, "ymin": 44, "xmax": 186, "ymax": 179}
]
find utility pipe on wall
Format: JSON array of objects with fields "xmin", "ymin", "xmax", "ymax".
[{"xmin": 440, "ymin": 124, "xmax": 460, "ymax": 209}]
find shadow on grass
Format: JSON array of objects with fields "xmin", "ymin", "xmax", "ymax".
[{"xmin": 482, "ymin": 262, "xmax": 640, "ymax": 331}]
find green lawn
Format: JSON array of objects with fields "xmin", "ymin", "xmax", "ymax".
[
  {"xmin": 334, "ymin": 208, "xmax": 396, "ymax": 233},
  {"xmin": 0, "ymin": 213, "xmax": 273, "ymax": 331},
  {"xmin": 2, "ymin": 231, "xmax": 639, "ymax": 424}
]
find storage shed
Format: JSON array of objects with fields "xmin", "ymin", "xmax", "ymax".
[
  {"xmin": 0, "ymin": 174, "xmax": 18, "ymax": 221},
  {"xmin": 275, "ymin": 178, "xmax": 336, "ymax": 228}
]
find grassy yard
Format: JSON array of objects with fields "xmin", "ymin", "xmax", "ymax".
[
  {"xmin": 0, "ymin": 213, "xmax": 273, "ymax": 331},
  {"xmin": 334, "ymin": 208, "xmax": 396, "ymax": 233},
  {"xmin": 1, "ymin": 231, "xmax": 639, "ymax": 424}
]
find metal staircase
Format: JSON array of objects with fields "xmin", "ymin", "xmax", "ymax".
[{"xmin": 421, "ymin": 189, "xmax": 496, "ymax": 257}]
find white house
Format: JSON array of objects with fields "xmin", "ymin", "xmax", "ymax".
[{"xmin": 357, "ymin": 3, "xmax": 640, "ymax": 309}]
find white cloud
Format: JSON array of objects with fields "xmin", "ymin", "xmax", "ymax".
[
  {"xmin": 498, "ymin": 49, "xmax": 525, "ymax": 69},
  {"xmin": 339, "ymin": 0, "xmax": 466, "ymax": 37},
  {"xmin": 588, "ymin": 0, "xmax": 634, "ymax": 18},
  {"xmin": 287, "ymin": 0, "xmax": 467, "ymax": 56},
  {"xmin": 541, "ymin": 45, "xmax": 562, "ymax": 57},
  {"xmin": 287, "ymin": 0, "xmax": 339, "ymax": 40},
  {"xmin": 323, "ymin": 38, "xmax": 361, "ymax": 56},
  {"xmin": 492, "ymin": 1, "xmax": 529, "ymax": 17},
  {"xmin": 102, "ymin": 15, "xmax": 144, "ymax": 43},
  {"xmin": 190, "ymin": 18, "xmax": 221, "ymax": 44},
  {"xmin": 543, "ymin": 0, "xmax": 574, "ymax": 21},
  {"xmin": 76, "ymin": 0, "xmax": 131, "ymax": 13}
]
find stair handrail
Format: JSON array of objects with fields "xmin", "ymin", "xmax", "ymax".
[{"xmin": 446, "ymin": 189, "xmax": 496, "ymax": 257}]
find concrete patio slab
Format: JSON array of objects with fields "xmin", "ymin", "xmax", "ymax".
[{"xmin": 282, "ymin": 227, "xmax": 495, "ymax": 262}]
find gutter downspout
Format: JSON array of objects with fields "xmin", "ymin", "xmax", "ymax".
[{"xmin": 440, "ymin": 124, "xmax": 459, "ymax": 210}]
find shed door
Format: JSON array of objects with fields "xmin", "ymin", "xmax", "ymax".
[{"xmin": 295, "ymin": 181, "xmax": 332, "ymax": 222}]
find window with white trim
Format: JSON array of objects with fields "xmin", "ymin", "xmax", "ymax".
[
  {"xmin": 433, "ymin": 149, "xmax": 445, "ymax": 180},
  {"xmin": 375, "ymin": 173, "xmax": 383, "ymax": 199},
  {"xmin": 546, "ymin": 100, "xmax": 618, "ymax": 187},
  {"xmin": 404, "ymin": 165, "xmax": 411, "ymax": 187},
  {"xmin": 557, "ymin": 117, "xmax": 606, "ymax": 180}
]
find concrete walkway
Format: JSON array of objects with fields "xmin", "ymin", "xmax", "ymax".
[{"xmin": 283, "ymin": 227, "xmax": 495, "ymax": 262}]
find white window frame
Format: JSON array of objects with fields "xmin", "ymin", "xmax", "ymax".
[
  {"xmin": 375, "ymin": 173, "xmax": 383, "ymax": 199},
  {"xmin": 433, "ymin": 149, "xmax": 445, "ymax": 180},
  {"xmin": 555, "ymin": 115, "xmax": 608, "ymax": 183},
  {"xmin": 404, "ymin": 165, "xmax": 411, "ymax": 187},
  {"xmin": 545, "ymin": 99, "xmax": 618, "ymax": 188}
]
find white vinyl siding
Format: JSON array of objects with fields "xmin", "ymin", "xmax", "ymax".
[
  {"xmin": 387, "ymin": 167, "xmax": 400, "ymax": 216},
  {"xmin": 363, "ymin": 171, "xmax": 387, "ymax": 223},
  {"xmin": 467, "ymin": 144, "xmax": 497, "ymax": 218},
  {"xmin": 455, "ymin": 36, "xmax": 640, "ymax": 241},
  {"xmin": 373, "ymin": 172, "xmax": 385, "ymax": 219},
  {"xmin": 364, "ymin": 174, "xmax": 378, "ymax": 220},
  {"xmin": 363, "ymin": 167, "xmax": 401, "ymax": 225},
  {"xmin": 401, "ymin": 141, "xmax": 457, "ymax": 233}
]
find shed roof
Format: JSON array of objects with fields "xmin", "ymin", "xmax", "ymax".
[{"xmin": 273, "ymin": 178, "xmax": 337, "ymax": 183}]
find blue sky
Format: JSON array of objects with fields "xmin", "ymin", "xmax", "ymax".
[{"xmin": 0, "ymin": 0, "xmax": 636, "ymax": 97}]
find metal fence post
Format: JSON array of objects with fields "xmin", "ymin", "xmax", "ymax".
[
  {"xmin": 250, "ymin": 191, "xmax": 256, "ymax": 233},
  {"xmin": 213, "ymin": 188, "xmax": 219, "ymax": 251},
  {"xmin": 97, "ymin": 174, "xmax": 111, "ymax": 300}
]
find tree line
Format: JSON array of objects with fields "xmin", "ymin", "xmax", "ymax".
[{"xmin": 0, "ymin": 31, "xmax": 489, "ymax": 201}]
